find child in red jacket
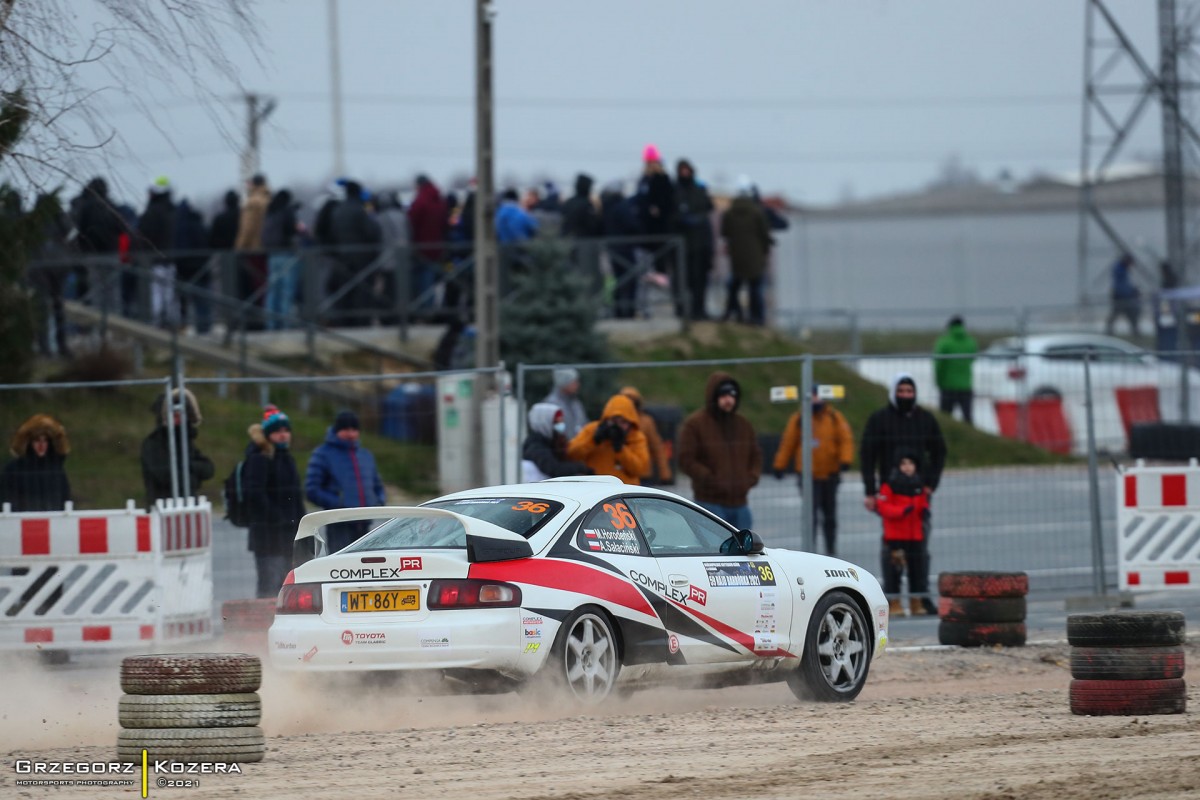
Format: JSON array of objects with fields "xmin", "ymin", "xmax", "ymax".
[{"xmin": 876, "ymin": 455, "xmax": 933, "ymax": 617}]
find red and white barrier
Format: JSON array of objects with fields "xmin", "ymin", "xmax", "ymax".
[
  {"xmin": 1118, "ymin": 461, "xmax": 1200, "ymax": 590},
  {"xmin": 0, "ymin": 497, "xmax": 214, "ymax": 652}
]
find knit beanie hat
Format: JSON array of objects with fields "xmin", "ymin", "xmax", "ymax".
[
  {"xmin": 334, "ymin": 410, "xmax": 360, "ymax": 432},
  {"xmin": 262, "ymin": 405, "xmax": 290, "ymax": 435},
  {"xmin": 553, "ymin": 368, "xmax": 579, "ymax": 390}
]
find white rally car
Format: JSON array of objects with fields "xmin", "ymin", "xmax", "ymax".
[{"xmin": 269, "ymin": 476, "xmax": 889, "ymax": 704}]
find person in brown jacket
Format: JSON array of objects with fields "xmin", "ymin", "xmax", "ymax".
[
  {"xmin": 677, "ymin": 372, "xmax": 761, "ymax": 529},
  {"xmin": 567, "ymin": 394, "xmax": 650, "ymax": 485},
  {"xmin": 619, "ymin": 386, "xmax": 672, "ymax": 484},
  {"xmin": 772, "ymin": 389, "xmax": 855, "ymax": 555},
  {"xmin": 234, "ymin": 174, "xmax": 271, "ymax": 252}
]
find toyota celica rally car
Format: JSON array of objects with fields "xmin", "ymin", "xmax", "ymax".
[{"xmin": 269, "ymin": 476, "xmax": 889, "ymax": 704}]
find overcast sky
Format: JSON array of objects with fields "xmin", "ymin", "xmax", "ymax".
[{"xmin": 74, "ymin": 0, "xmax": 1163, "ymax": 210}]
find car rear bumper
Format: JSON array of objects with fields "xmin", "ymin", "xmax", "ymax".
[{"xmin": 267, "ymin": 608, "xmax": 544, "ymax": 674}]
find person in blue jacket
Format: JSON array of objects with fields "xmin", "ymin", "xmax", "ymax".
[{"xmin": 304, "ymin": 410, "xmax": 386, "ymax": 554}]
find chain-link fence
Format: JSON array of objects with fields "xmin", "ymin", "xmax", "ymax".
[{"xmin": 515, "ymin": 345, "xmax": 1200, "ymax": 604}]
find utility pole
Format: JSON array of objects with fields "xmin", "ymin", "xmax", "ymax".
[
  {"xmin": 474, "ymin": 0, "xmax": 499, "ymax": 372},
  {"xmin": 240, "ymin": 92, "xmax": 277, "ymax": 185},
  {"xmin": 472, "ymin": 0, "xmax": 500, "ymax": 488},
  {"xmin": 327, "ymin": 0, "xmax": 346, "ymax": 177},
  {"xmin": 1159, "ymin": 0, "xmax": 1187, "ymax": 285}
]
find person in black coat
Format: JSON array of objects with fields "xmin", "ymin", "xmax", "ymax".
[
  {"xmin": 329, "ymin": 180, "xmax": 382, "ymax": 326},
  {"xmin": 242, "ymin": 406, "xmax": 306, "ymax": 597},
  {"xmin": 601, "ymin": 182, "xmax": 642, "ymax": 319},
  {"xmin": 859, "ymin": 373, "xmax": 947, "ymax": 614},
  {"xmin": 141, "ymin": 389, "xmax": 215, "ymax": 508},
  {"xmin": 0, "ymin": 414, "xmax": 72, "ymax": 512}
]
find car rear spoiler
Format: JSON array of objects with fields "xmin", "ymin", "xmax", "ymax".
[{"xmin": 293, "ymin": 506, "xmax": 533, "ymax": 562}]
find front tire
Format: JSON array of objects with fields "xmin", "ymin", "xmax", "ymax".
[
  {"xmin": 787, "ymin": 590, "xmax": 871, "ymax": 702},
  {"xmin": 550, "ymin": 608, "xmax": 621, "ymax": 705}
]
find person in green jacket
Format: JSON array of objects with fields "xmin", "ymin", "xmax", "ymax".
[{"xmin": 933, "ymin": 315, "xmax": 978, "ymax": 425}]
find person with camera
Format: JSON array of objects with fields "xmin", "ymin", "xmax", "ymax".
[{"xmin": 566, "ymin": 394, "xmax": 650, "ymax": 485}]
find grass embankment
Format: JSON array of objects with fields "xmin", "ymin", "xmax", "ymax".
[
  {"xmin": 612, "ymin": 322, "xmax": 1068, "ymax": 470},
  {"xmin": 0, "ymin": 384, "xmax": 437, "ymax": 511}
]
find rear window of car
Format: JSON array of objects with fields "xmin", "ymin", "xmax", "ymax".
[
  {"xmin": 348, "ymin": 515, "xmax": 468, "ymax": 551},
  {"xmin": 423, "ymin": 497, "xmax": 564, "ymax": 538}
]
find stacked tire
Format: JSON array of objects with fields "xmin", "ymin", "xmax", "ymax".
[
  {"xmin": 1067, "ymin": 611, "xmax": 1187, "ymax": 716},
  {"xmin": 117, "ymin": 653, "xmax": 266, "ymax": 763},
  {"xmin": 221, "ymin": 599, "xmax": 277, "ymax": 653},
  {"xmin": 937, "ymin": 571, "xmax": 1028, "ymax": 647}
]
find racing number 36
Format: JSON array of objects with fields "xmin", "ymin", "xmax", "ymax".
[
  {"xmin": 602, "ymin": 502, "xmax": 637, "ymax": 530},
  {"xmin": 512, "ymin": 501, "xmax": 550, "ymax": 514},
  {"xmin": 757, "ymin": 564, "xmax": 774, "ymax": 583}
]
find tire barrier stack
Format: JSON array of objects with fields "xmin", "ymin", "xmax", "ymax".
[
  {"xmin": 117, "ymin": 653, "xmax": 266, "ymax": 763},
  {"xmin": 220, "ymin": 599, "xmax": 277, "ymax": 653},
  {"xmin": 1067, "ymin": 611, "xmax": 1187, "ymax": 716},
  {"xmin": 937, "ymin": 571, "xmax": 1028, "ymax": 647}
]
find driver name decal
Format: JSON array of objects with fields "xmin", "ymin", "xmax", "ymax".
[
  {"xmin": 582, "ymin": 528, "xmax": 642, "ymax": 556},
  {"xmin": 704, "ymin": 561, "xmax": 777, "ymax": 587}
]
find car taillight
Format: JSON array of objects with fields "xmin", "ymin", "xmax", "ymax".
[
  {"xmin": 1007, "ymin": 365, "xmax": 1027, "ymax": 380},
  {"xmin": 428, "ymin": 579, "xmax": 522, "ymax": 609},
  {"xmin": 277, "ymin": 583, "xmax": 323, "ymax": 614}
]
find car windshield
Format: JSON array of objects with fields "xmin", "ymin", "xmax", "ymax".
[
  {"xmin": 424, "ymin": 497, "xmax": 563, "ymax": 538},
  {"xmin": 346, "ymin": 515, "xmax": 468, "ymax": 551}
]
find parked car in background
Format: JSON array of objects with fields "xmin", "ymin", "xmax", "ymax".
[{"xmin": 854, "ymin": 333, "xmax": 1200, "ymax": 454}]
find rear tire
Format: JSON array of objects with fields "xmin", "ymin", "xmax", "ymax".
[
  {"xmin": 547, "ymin": 608, "xmax": 621, "ymax": 705},
  {"xmin": 787, "ymin": 590, "xmax": 872, "ymax": 702}
]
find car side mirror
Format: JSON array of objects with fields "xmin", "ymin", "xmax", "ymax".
[{"xmin": 737, "ymin": 529, "xmax": 765, "ymax": 555}]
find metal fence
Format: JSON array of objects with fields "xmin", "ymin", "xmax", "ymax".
[{"xmin": 515, "ymin": 346, "xmax": 1200, "ymax": 602}]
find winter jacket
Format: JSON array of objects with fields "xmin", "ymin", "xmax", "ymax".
[
  {"xmin": 140, "ymin": 425, "xmax": 215, "ymax": 507},
  {"xmin": 560, "ymin": 175, "xmax": 602, "ymax": 238},
  {"xmin": 495, "ymin": 201, "xmax": 539, "ymax": 244},
  {"xmin": 208, "ymin": 191, "xmax": 240, "ymax": 250},
  {"xmin": 242, "ymin": 424, "xmax": 306, "ymax": 557},
  {"xmin": 305, "ymin": 429, "xmax": 386, "ymax": 511},
  {"xmin": 522, "ymin": 402, "xmax": 590, "ymax": 480},
  {"xmin": 0, "ymin": 415, "xmax": 71, "ymax": 512},
  {"xmin": 1112, "ymin": 259, "xmax": 1139, "ymax": 300},
  {"xmin": 407, "ymin": 182, "xmax": 448, "ymax": 261},
  {"xmin": 567, "ymin": 395, "xmax": 650, "ymax": 485},
  {"xmin": 678, "ymin": 372, "xmax": 762, "ymax": 506},
  {"xmin": 619, "ymin": 387, "xmax": 672, "ymax": 482},
  {"xmin": 877, "ymin": 471, "xmax": 929, "ymax": 543},
  {"xmin": 262, "ymin": 192, "xmax": 298, "ymax": 250},
  {"xmin": 933, "ymin": 323, "xmax": 978, "ymax": 392},
  {"xmin": 773, "ymin": 405, "xmax": 854, "ymax": 480},
  {"xmin": 859, "ymin": 374, "xmax": 947, "ymax": 497},
  {"xmin": 235, "ymin": 185, "xmax": 271, "ymax": 251},
  {"xmin": 720, "ymin": 197, "xmax": 771, "ymax": 281},
  {"xmin": 136, "ymin": 193, "xmax": 176, "ymax": 257},
  {"xmin": 637, "ymin": 171, "xmax": 676, "ymax": 236},
  {"xmin": 331, "ymin": 199, "xmax": 382, "ymax": 271}
]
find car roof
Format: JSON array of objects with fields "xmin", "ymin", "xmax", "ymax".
[
  {"xmin": 986, "ymin": 333, "xmax": 1145, "ymax": 354},
  {"xmin": 431, "ymin": 475, "xmax": 685, "ymax": 506}
]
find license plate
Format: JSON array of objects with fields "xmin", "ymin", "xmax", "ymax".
[{"xmin": 341, "ymin": 589, "xmax": 420, "ymax": 613}]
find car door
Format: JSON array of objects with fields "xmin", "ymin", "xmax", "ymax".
[{"xmin": 623, "ymin": 496, "xmax": 792, "ymax": 664}]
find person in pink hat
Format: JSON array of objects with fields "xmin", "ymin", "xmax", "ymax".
[{"xmin": 636, "ymin": 144, "xmax": 677, "ymax": 294}]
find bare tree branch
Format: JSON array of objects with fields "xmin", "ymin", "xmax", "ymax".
[{"xmin": 0, "ymin": 0, "xmax": 260, "ymax": 194}]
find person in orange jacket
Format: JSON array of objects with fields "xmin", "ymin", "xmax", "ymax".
[
  {"xmin": 772, "ymin": 389, "xmax": 854, "ymax": 555},
  {"xmin": 567, "ymin": 394, "xmax": 650, "ymax": 485},
  {"xmin": 876, "ymin": 455, "xmax": 932, "ymax": 616},
  {"xmin": 619, "ymin": 386, "xmax": 672, "ymax": 484}
]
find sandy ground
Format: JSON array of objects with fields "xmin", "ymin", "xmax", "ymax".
[{"xmin": 3, "ymin": 636, "xmax": 1199, "ymax": 799}]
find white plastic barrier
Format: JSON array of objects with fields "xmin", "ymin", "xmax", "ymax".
[
  {"xmin": 0, "ymin": 497, "xmax": 213, "ymax": 651},
  {"xmin": 1117, "ymin": 460, "xmax": 1200, "ymax": 590}
]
